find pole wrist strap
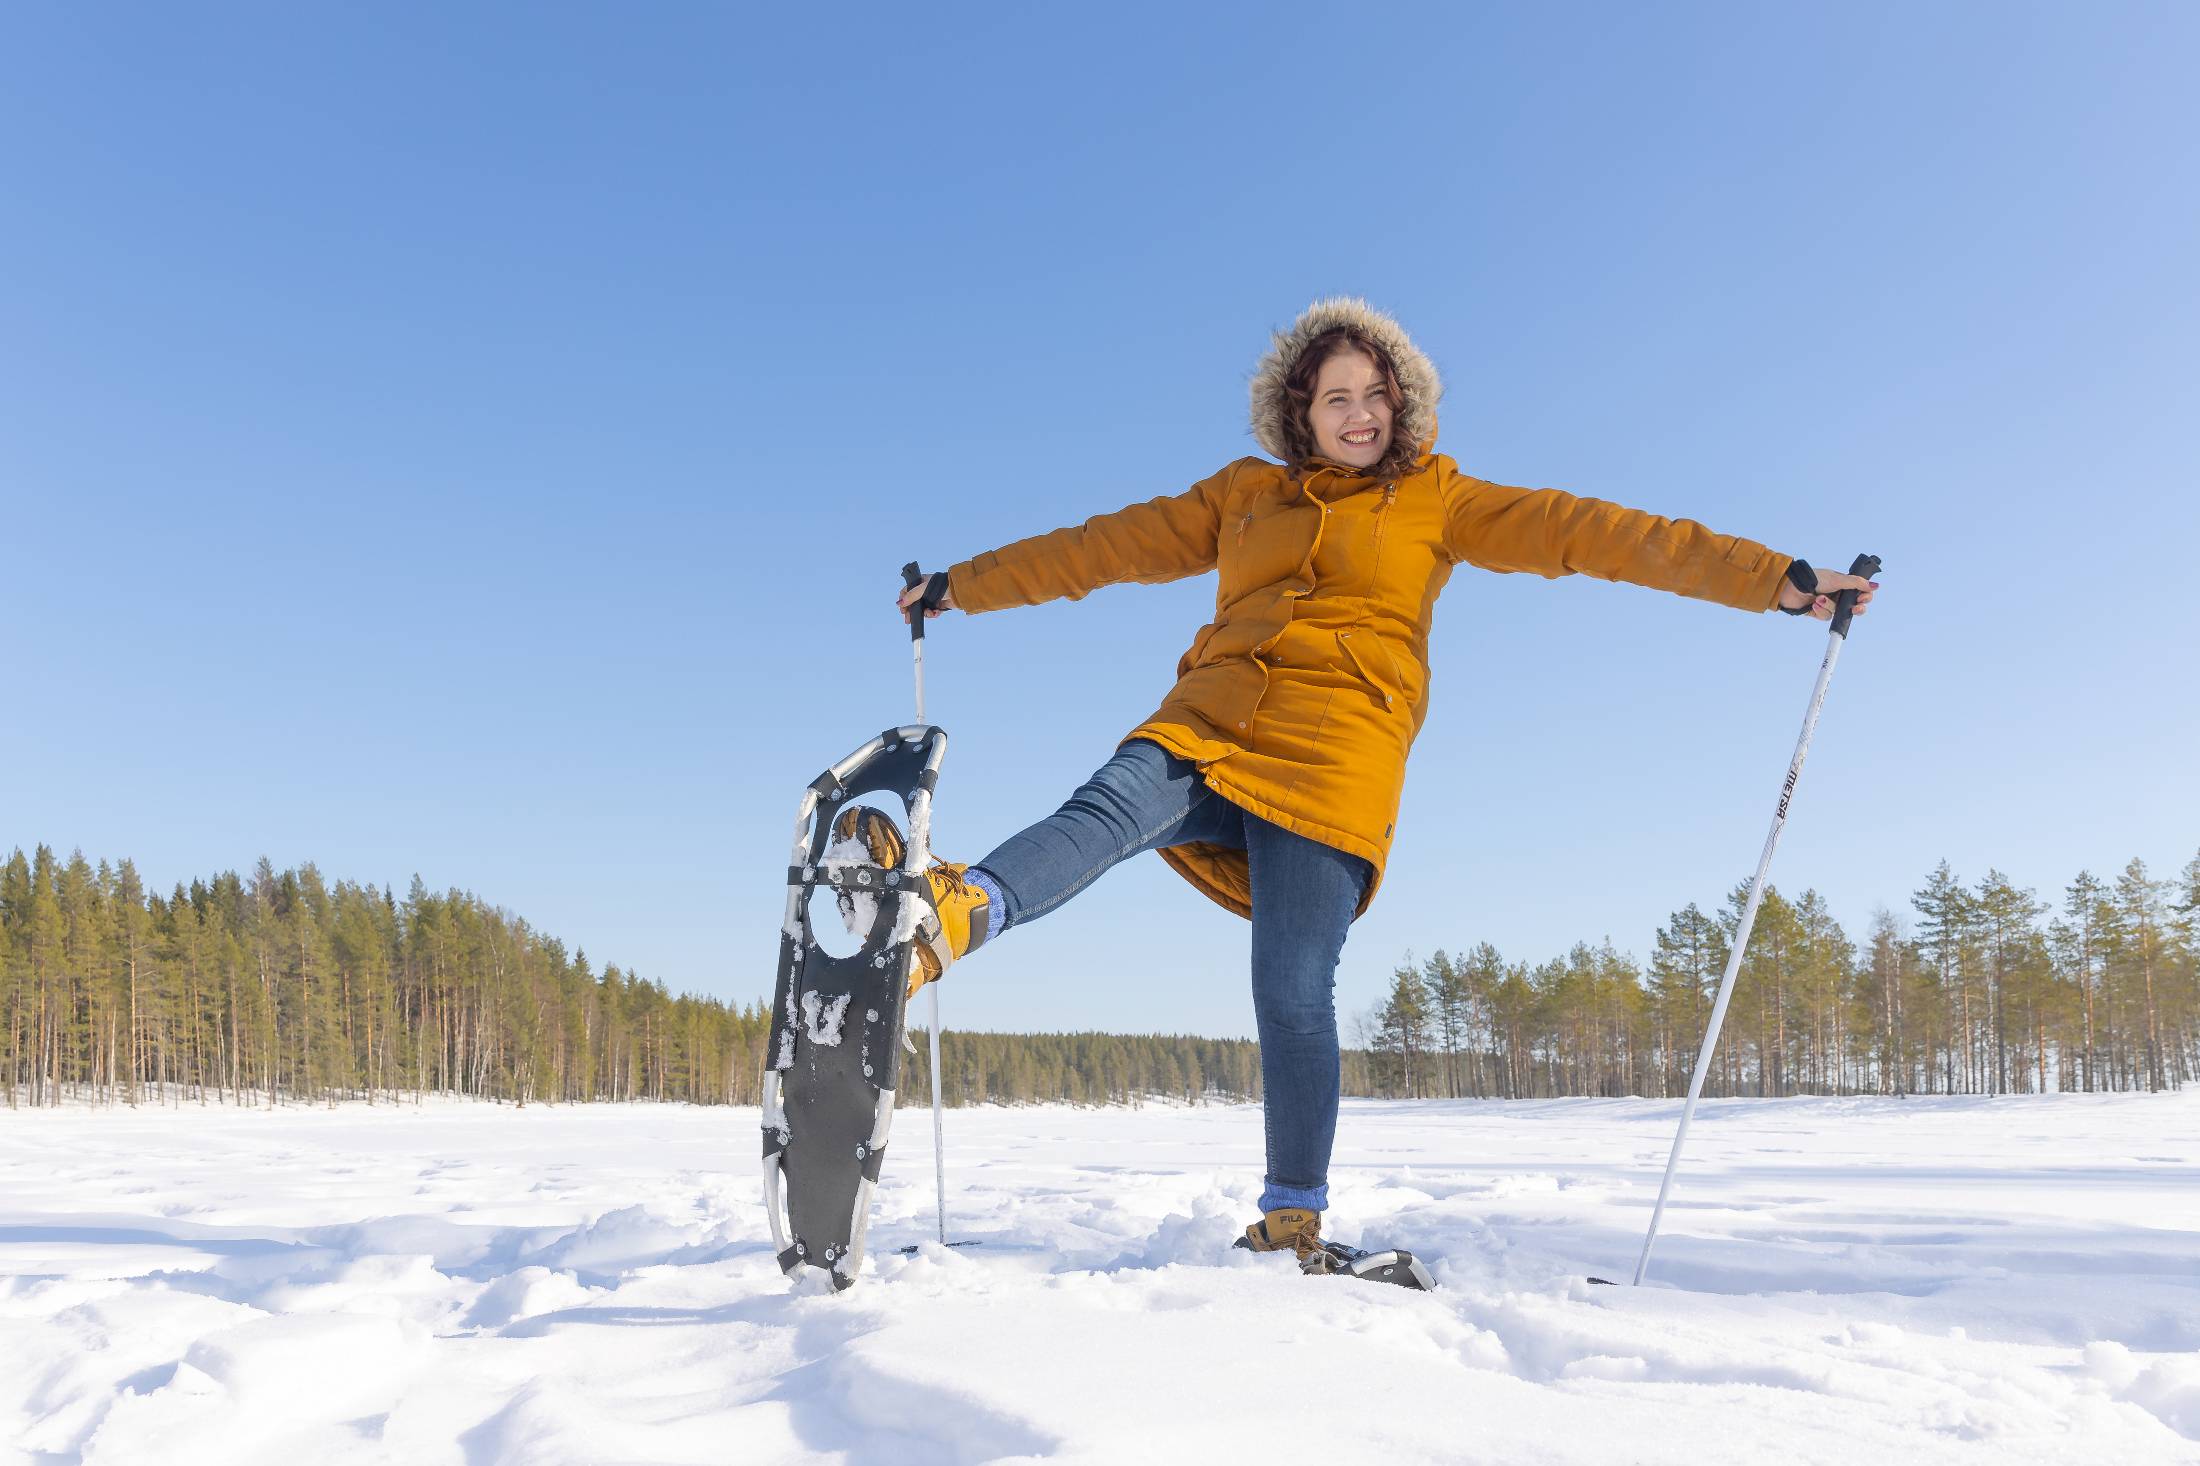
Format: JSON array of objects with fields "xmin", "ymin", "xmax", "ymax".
[{"xmin": 1779, "ymin": 558, "xmax": 1817, "ymax": 615}]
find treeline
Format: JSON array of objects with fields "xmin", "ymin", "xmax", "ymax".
[
  {"xmin": 1359, "ymin": 857, "xmax": 2200, "ymax": 1100},
  {"xmin": 902, "ymin": 1031, "xmax": 1263, "ymax": 1107},
  {"xmin": 1, "ymin": 847, "xmax": 776, "ymax": 1109},
  {"xmin": 7, "ymin": 845, "xmax": 2194, "ymax": 1111}
]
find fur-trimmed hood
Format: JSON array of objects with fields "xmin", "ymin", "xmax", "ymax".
[{"xmin": 1248, "ymin": 297, "xmax": 1442, "ymax": 463}]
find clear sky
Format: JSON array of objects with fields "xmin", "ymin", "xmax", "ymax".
[{"xmin": 5, "ymin": 3, "xmax": 2196, "ymax": 1041}]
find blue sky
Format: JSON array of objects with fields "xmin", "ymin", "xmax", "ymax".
[{"xmin": 5, "ymin": 3, "xmax": 2196, "ymax": 1040}]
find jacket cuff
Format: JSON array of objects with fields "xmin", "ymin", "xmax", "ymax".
[
  {"xmin": 945, "ymin": 553, "xmax": 1000, "ymax": 613},
  {"xmin": 1749, "ymin": 551, "xmax": 1799, "ymax": 612}
]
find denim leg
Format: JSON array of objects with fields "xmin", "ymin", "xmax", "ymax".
[
  {"xmin": 1245, "ymin": 818, "xmax": 1371, "ymax": 1215},
  {"xmin": 971, "ymin": 739, "xmax": 1243, "ymax": 933}
]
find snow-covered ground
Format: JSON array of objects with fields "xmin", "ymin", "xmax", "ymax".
[{"xmin": 3, "ymin": 1092, "xmax": 2196, "ymax": 1465}]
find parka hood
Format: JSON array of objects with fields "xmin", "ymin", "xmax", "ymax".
[{"xmin": 1249, "ymin": 297, "xmax": 1443, "ymax": 464}]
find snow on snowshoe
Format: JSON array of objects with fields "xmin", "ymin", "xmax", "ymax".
[
  {"xmin": 822, "ymin": 804, "xmax": 992, "ymax": 999},
  {"xmin": 761, "ymin": 724, "xmax": 947, "ymax": 1291}
]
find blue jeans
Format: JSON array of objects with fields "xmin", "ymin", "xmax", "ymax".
[{"xmin": 969, "ymin": 738, "xmax": 1371, "ymax": 1215}]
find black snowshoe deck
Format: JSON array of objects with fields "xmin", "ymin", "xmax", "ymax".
[{"xmin": 762, "ymin": 725, "xmax": 946, "ymax": 1291}]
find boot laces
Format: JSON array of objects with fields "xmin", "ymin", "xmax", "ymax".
[
  {"xmin": 930, "ymin": 861, "xmax": 977, "ymax": 903},
  {"xmin": 1272, "ymin": 1214, "xmax": 1348, "ymax": 1272},
  {"xmin": 1289, "ymin": 1223, "xmax": 1327, "ymax": 1263}
]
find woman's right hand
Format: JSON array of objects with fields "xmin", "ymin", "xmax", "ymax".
[{"xmin": 896, "ymin": 575, "xmax": 955, "ymax": 619}]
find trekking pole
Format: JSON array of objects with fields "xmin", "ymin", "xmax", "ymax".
[
  {"xmin": 901, "ymin": 563, "xmax": 952, "ymax": 1246},
  {"xmin": 1628, "ymin": 554, "xmax": 1880, "ymax": 1287}
]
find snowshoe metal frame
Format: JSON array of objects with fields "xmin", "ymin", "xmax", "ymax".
[
  {"xmin": 762, "ymin": 723, "xmax": 946, "ymax": 1290},
  {"xmin": 1317, "ymin": 1241, "xmax": 1435, "ymax": 1291}
]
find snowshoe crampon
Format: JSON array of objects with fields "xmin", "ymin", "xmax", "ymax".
[{"xmin": 762, "ymin": 725, "xmax": 946, "ymax": 1291}]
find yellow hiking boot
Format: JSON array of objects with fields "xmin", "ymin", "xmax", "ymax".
[
  {"xmin": 1237, "ymin": 1207, "xmax": 1331, "ymax": 1267},
  {"xmin": 828, "ymin": 806, "xmax": 991, "ymax": 1001}
]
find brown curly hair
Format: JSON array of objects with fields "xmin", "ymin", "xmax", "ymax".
[{"xmin": 1277, "ymin": 326, "xmax": 1420, "ymax": 479}]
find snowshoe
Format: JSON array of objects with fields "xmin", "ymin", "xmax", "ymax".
[
  {"xmin": 1235, "ymin": 1206, "xmax": 1435, "ymax": 1291},
  {"xmin": 761, "ymin": 724, "xmax": 947, "ymax": 1292}
]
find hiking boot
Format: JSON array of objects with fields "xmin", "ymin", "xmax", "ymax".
[
  {"xmin": 1235, "ymin": 1206, "xmax": 1345, "ymax": 1274},
  {"xmin": 829, "ymin": 803, "xmax": 906, "ymax": 871},
  {"xmin": 903, "ymin": 861, "xmax": 990, "ymax": 998},
  {"xmin": 828, "ymin": 806, "xmax": 990, "ymax": 1000}
]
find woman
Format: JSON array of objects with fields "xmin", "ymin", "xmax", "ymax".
[{"xmin": 851, "ymin": 297, "xmax": 1875, "ymax": 1273}]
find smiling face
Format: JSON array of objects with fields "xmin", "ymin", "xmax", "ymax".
[{"xmin": 1305, "ymin": 346, "xmax": 1395, "ymax": 470}]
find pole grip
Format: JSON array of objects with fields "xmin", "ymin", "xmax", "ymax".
[
  {"xmin": 901, "ymin": 563, "xmax": 926, "ymax": 642},
  {"xmin": 900, "ymin": 562, "xmax": 953, "ymax": 642},
  {"xmin": 1830, "ymin": 553, "xmax": 1881, "ymax": 639}
]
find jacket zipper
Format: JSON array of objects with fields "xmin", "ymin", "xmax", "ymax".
[
  {"xmin": 1337, "ymin": 484, "xmax": 1403, "ymax": 709},
  {"xmin": 1367, "ymin": 482, "xmax": 1398, "ymax": 587}
]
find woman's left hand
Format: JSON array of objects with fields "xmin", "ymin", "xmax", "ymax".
[{"xmin": 1780, "ymin": 567, "xmax": 1878, "ymax": 621}]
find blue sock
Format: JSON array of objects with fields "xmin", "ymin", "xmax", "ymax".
[
  {"xmin": 967, "ymin": 866, "xmax": 1008, "ymax": 941},
  {"xmin": 1257, "ymin": 1180, "xmax": 1328, "ymax": 1215}
]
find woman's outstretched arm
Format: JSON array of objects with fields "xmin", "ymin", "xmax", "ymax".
[
  {"xmin": 918, "ymin": 461, "xmax": 1242, "ymax": 615},
  {"xmin": 1441, "ymin": 466, "xmax": 1803, "ymax": 612}
]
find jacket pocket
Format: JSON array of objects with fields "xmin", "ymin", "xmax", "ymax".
[{"xmin": 1336, "ymin": 631, "xmax": 1396, "ymax": 710}]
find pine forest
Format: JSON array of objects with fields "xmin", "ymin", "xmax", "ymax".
[{"xmin": 2, "ymin": 845, "xmax": 2194, "ymax": 1111}]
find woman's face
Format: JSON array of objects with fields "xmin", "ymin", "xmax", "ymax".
[{"xmin": 1307, "ymin": 346, "xmax": 1394, "ymax": 469}]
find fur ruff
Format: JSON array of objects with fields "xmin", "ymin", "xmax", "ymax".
[{"xmin": 1248, "ymin": 297, "xmax": 1442, "ymax": 463}]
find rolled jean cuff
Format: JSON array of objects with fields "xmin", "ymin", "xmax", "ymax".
[{"xmin": 1257, "ymin": 1179, "xmax": 1328, "ymax": 1214}]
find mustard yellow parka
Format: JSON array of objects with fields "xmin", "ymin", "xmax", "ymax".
[{"xmin": 948, "ymin": 299, "xmax": 1793, "ymax": 920}]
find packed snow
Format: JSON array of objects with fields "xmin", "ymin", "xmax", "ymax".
[
  {"xmin": 798, "ymin": 991, "xmax": 853, "ymax": 1048},
  {"xmin": 3, "ymin": 1092, "xmax": 2197, "ymax": 1464}
]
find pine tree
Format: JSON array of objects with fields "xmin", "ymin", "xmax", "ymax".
[
  {"xmin": 2174, "ymin": 852, "xmax": 2200, "ymax": 1085},
  {"xmin": 112, "ymin": 860, "xmax": 149, "ymax": 1106},
  {"xmin": 1372, "ymin": 958, "xmax": 1431, "ymax": 1097},
  {"xmin": 1913, "ymin": 862, "xmax": 1981, "ymax": 1093},
  {"xmin": 1422, "ymin": 950, "xmax": 1471, "ymax": 1098},
  {"xmin": 1650, "ymin": 904, "xmax": 1723, "ymax": 1097},
  {"xmin": 2060, "ymin": 872, "xmax": 2111, "ymax": 1090},
  {"xmin": 1789, "ymin": 890, "xmax": 1851, "ymax": 1094},
  {"xmin": 1973, "ymin": 871, "xmax": 2044, "ymax": 1095},
  {"xmin": 2111, "ymin": 860, "xmax": 2170, "ymax": 1092},
  {"xmin": 1457, "ymin": 943, "xmax": 1504, "ymax": 1097},
  {"xmin": 1866, "ymin": 909, "xmax": 1907, "ymax": 1094}
]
